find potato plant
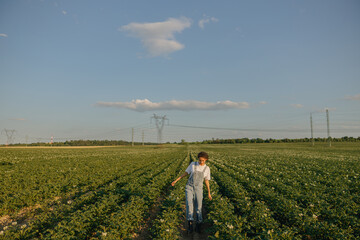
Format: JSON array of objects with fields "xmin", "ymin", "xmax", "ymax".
[{"xmin": 0, "ymin": 143, "xmax": 358, "ymax": 239}]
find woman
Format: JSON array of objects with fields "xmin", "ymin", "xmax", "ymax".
[{"xmin": 171, "ymin": 151, "xmax": 212, "ymax": 233}]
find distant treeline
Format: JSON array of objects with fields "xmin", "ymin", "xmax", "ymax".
[
  {"xmin": 2, "ymin": 136, "xmax": 359, "ymax": 147},
  {"xmin": 197, "ymin": 136, "xmax": 360, "ymax": 144},
  {"xmin": 5, "ymin": 140, "xmax": 155, "ymax": 147}
]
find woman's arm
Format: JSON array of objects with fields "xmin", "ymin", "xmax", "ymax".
[
  {"xmin": 205, "ymin": 180, "xmax": 212, "ymax": 200},
  {"xmin": 171, "ymin": 172, "xmax": 188, "ymax": 186}
]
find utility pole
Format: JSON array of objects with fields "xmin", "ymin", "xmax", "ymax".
[
  {"xmin": 151, "ymin": 114, "xmax": 169, "ymax": 144},
  {"xmin": 326, "ymin": 109, "xmax": 331, "ymax": 147},
  {"xmin": 142, "ymin": 130, "xmax": 144, "ymax": 146},
  {"xmin": 132, "ymin": 128, "xmax": 134, "ymax": 146},
  {"xmin": 310, "ymin": 113, "xmax": 314, "ymax": 146}
]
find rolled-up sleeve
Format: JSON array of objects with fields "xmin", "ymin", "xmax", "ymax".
[
  {"xmin": 185, "ymin": 162, "xmax": 194, "ymax": 174},
  {"xmin": 205, "ymin": 167, "xmax": 211, "ymax": 180}
]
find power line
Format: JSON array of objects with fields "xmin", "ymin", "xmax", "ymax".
[
  {"xmin": 169, "ymin": 124, "xmax": 307, "ymax": 132},
  {"xmin": 168, "ymin": 124, "xmax": 359, "ymax": 133}
]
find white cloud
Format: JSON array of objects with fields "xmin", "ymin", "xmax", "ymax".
[
  {"xmin": 9, "ymin": 118, "xmax": 26, "ymax": 121},
  {"xmin": 344, "ymin": 94, "xmax": 360, "ymax": 101},
  {"xmin": 259, "ymin": 101, "xmax": 267, "ymax": 105},
  {"xmin": 96, "ymin": 99, "xmax": 250, "ymax": 112},
  {"xmin": 62, "ymin": 10, "xmax": 67, "ymax": 15},
  {"xmin": 198, "ymin": 16, "xmax": 218, "ymax": 29},
  {"xmin": 0, "ymin": 33, "xmax": 8, "ymax": 38},
  {"xmin": 120, "ymin": 17, "xmax": 191, "ymax": 57},
  {"xmin": 291, "ymin": 104, "xmax": 304, "ymax": 108}
]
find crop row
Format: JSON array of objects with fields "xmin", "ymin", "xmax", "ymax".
[
  {"xmin": 149, "ymin": 152, "xmax": 191, "ymax": 239},
  {"xmin": 211, "ymin": 153, "xmax": 359, "ymax": 238},
  {"xmin": 1, "ymin": 144, "xmax": 359, "ymax": 239},
  {"xmin": 201, "ymin": 147, "xmax": 360, "ymax": 239},
  {"xmin": 0, "ymin": 147, "xmax": 187, "ymax": 239},
  {"xmin": 0, "ymin": 148, "xmax": 169, "ymax": 215}
]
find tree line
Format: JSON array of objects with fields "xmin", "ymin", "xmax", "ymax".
[
  {"xmin": 2, "ymin": 136, "xmax": 359, "ymax": 147},
  {"xmin": 197, "ymin": 136, "xmax": 360, "ymax": 144}
]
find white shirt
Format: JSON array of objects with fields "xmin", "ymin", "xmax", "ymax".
[{"xmin": 185, "ymin": 162, "xmax": 211, "ymax": 181}]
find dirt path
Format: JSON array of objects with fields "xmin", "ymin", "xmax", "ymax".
[
  {"xmin": 0, "ymin": 196, "xmax": 62, "ymax": 232},
  {"xmin": 179, "ymin": 205, "xmax": 211, "ymax": 240}
]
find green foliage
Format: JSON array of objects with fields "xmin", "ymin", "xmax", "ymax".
[
  {"xmin": 150, "ymin": 154, "xmax": 189, "ymax": 239},
  {"xmin": 194, "ymin": 143, "xmax": 360, "ymax": 239},
  {"xmin": 0, "ymin": 143, "xmax": 359, "ymax": 239},
  {"xmin": 0, "ymin": 146, "xmax": 185, "ymax": 239}
]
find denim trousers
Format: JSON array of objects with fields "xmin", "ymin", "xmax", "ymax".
[
  {"xmin": 185, "ymin": 162, "xmax": 207, "ymax": 223},
  {"xmin": 185, "ymin": 184, "xmax": 203, "ymax": 222}
]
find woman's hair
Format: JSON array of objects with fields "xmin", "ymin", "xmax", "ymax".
[{"xmin": 197, "ymin": 151, "xmax": 209, "ymax": 160}]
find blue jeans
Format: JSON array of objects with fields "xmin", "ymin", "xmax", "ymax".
[{"xmin": 185, "ymin": 184, "xmax": 203, "ymax": 222}]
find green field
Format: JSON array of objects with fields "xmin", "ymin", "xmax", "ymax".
[{"xmin": 0, "ymin": 143, "xmax": 359, "ymax": 239}]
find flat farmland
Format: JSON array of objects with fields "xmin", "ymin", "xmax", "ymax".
[{"xmin": 0, "ymin": 143, "xmax": 359, "ymax": 239}]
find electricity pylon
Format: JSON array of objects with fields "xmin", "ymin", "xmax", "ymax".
[
  {"xmin": 151, "ymin": 114, "xmax": 169, "ymax": 144},
  {"xmin": 2, "ymin": 129, "xmax": 16, "ymax": 146}
]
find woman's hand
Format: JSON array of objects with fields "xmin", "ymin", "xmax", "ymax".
[
  {"xmin": 171, "ymin": 172, "xmax": 188, "ymax": 187},
  {"xmin": 205, "ymin": 180, "xmax": 212, "ymax": 200}
]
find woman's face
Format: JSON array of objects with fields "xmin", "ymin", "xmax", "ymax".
[{"xmin": 198, "ymin": 157, "xmax": 207, "ymax": 165}]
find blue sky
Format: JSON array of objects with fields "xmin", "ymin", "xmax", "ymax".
[{"xmin": 0, "ymin": 0, "xmax": 359, "ymax": 144}]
